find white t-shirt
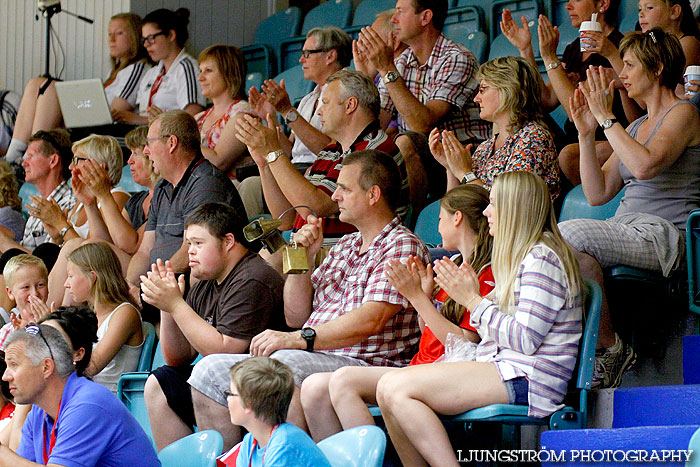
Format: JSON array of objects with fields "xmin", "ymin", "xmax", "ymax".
[
  {"xmin": 104, "ymin": 61, "xmax": 150, "ymax": 107},
  {"xmin": 290, "ymin": 83, "xmax": 325, "ymax": 165},
  {"xmin": 136, "ymin": 49, "xmax": 204, "ymax": 115}
]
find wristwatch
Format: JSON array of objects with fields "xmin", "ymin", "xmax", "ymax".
[
  {"xmin": 300, "ymin": 327, "xmax": 316, "ymax": 352},
  {"xmin": 265, "ymin": 150, "xmax": 285, "ymax": 164},
  {"xmin": 55, "ymin": 225, "xmax": 71, "ymax": 244},
  {"xmin": 383, "ymin": 70, "xmax": 399, "ymax": 84},
  {"xmin": 284, "ymin": 109, "xmax": 299, "ymax": 124},
  {"xmin": 600, "ymin": 118, "xmax": 618, "ymax": 130},
  {"xmin": 461, "ymin": 172, "xmax": 478, "ymax": 184}
]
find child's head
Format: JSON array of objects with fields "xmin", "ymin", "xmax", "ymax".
[
  {"xmin": 3, "ymin": 255, "xmax": 49, "ymax": 312},
  {"xmin": 228, "ymin": 357, "xmax": 294, "ymax": 427},
  {"xmin": 184, "ymin": 203, "xmax": 253, "ymax": 281},
  {"xmin": 65, "ymin": 243, "xmax": 137, "ymax": 308}
]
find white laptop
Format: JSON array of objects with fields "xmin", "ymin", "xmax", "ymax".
[{"xmin": 55, "ymin": 78, "xmax": 113, "ymax": 128}]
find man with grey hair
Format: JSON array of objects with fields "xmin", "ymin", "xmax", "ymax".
[
  {"xmin": 1, "ymin": 324, "xmax": 159, "ymax": 466},
  {"xmin": 126, "ymin": 110, "xmax": 245, "ymax": 296},
  {"xmin": 236, "ymin": 68, "xmax": 409, "ymax": 247},
  {"xmin": 239, "ymin": 26, "xmax": 352, "ymax": 217}
]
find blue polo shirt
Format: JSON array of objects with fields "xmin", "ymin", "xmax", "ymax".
[{"xmin": 17, "ymin": 372, "xmax": 160, "ymax": 467}]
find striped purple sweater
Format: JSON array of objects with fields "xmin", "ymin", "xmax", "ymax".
[{"xmin": 470, "ymin": 244, "xmax": 583, "ymax": 417}]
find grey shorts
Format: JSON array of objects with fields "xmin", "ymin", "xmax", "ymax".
[
  {"xmin": 559, "ymin": 212, "xmax": 684, "ymax": 275},
  {"xmin": 188, "ymin": 350, "xmax": 369, "ymax": 406}
]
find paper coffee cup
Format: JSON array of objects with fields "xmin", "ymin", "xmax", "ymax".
[
  {"xmin": 580, "ymin": 13, "xmax": 602, "ymax": 52},
  {"xmin": 684, "ymin": 66, "xmax": 700, "ymax": 96}
]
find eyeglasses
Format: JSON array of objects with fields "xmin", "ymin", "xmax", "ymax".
[
  {"xmin": 301, "ymin": 48, "xmax": 329, "ymax": 58},
  {"xmin": 145, "ymin": 136, "xmax": 169, "ymax": 147},
  {"xmin": 142, "ymin": 31, "xmax": 166, "ymax": 46},
  {"xmin": 25, "ymin": 323, "xmax": 55, "ymax": 362},
  {"xmin": 224, "ymin": 390, "xmax": 239, "ymax": 399},
  {"xmin": 72, "ymin": 155, "xmax": 88, "ymax": 166}
]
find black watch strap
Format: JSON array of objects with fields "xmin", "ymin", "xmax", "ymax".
[{"xmin": 301, "ymin": 327, "xmax": 316, "ymax": 352}]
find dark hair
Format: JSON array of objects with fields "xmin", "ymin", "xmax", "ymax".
[
  {"xmin": 39, "ymin": 306, "xmax": 98, "ymax": 377},
  {"xmin": 414, "ymin": 0, "xmax": 448, "ymax": 31},
  {"xmin": 603, "ymin": 0, "xmax": 620, "ymax": 28},
  {"xmin": 185, "ymin": 203, "xmax": 253, "ymax": 249},
  {"xmin": 619, "ymin": 28, "xmax": 685, "ymax": 90},
  {"xmin": 27, "ymin": 129, "xmax": 73, "ymax": 181},
  {"xmin": 672, "ymin": 0, "xmax": 700, "ymax": 40},
  {"xmin": 342, "ymin": 150, "xmax": 402, "ymax": 213},
  {"xmin": 0, "ymin": 352, "xmax": 11, "ymax": 401},
  {"xmin": 143, "ymin": 8, "xmax": 190, "ymax": 47}
]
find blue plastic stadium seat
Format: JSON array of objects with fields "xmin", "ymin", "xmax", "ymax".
[
  {"xmin": 279, "ymin": 0, "xmax": 353, "ymax": 72},
  {"xmin": 116, "ymin": 165, "xmax": 148, "ymax": 194},
  {"xmin": 273, "ymin": 65, "xmax": 314, "ymax": 109},
  {"xmin": 317, "ymin": 425, "xmax": 386, "ymax": 467},
  {"xmin": 137, "ymin": 322, "xmax": 156, "ymax": 372},
  {"xmin": 245, "ymin": 72, "xmax": 264, "ymax": 95},
  {"xmin": 158, "ymin": 430, "xmax": 223, "ymax": 467},
  {"xmin": 444, "ymin": 5, "xmax": 486, "ymax": 39},
  {"xmin": 241, "ymin": 7, "xmax": 302, "ymax": 79},
  {"xmin": 19, "ymin": 182, "xmax": 40, "ymax": 215},
  {"xmin": 558, "ymin": 184, "xmax": 625, "ymax": 222},
  {"xmin": 688, "ymin": 427, "xmax": 700, "ymax": 467},
  {"xmin": 413, "ymin": 200, "xmax": 442, "ymax": 248},
  {"xmin": 345, "ymin": 0, "xmax": 396, "ymax": 38}
]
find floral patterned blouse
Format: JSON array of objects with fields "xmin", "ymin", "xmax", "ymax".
[
  {"xmin": 471, "ymin": 122, "xmax": 560, "ymax": 200},
  {"xmin": 195, "ymin": 99, "xmax": 253, "ymax": 179}
]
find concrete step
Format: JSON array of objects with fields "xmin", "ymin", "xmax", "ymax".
[
  {"xmin": 612, "ymin": 385, "xmax": 700, "ymax": 428},
  {"xmin": 541, "ymin": 425, "xmax": 699, "ymax": 466}
]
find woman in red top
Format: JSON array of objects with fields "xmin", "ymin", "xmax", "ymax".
[{"xmin": 299, "ymin": 184, "xmax": 495, "ymax": 441}]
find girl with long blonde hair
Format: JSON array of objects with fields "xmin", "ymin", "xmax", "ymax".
[
  {"xmin": 64, "ymin": 242, "xmax": 143, "ymax": 393},
  {"xmin": 375, "ymin": 171, "xmax": 583, "ymax": 467}
]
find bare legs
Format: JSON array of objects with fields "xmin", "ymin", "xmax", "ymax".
[
  {"xmin": 377, "ymin": 362, "xmax": 509, "ymax": 467},
  {"xmin": 559, "ymin": 141, "xmax": 614, "ymax": 185},
  {"xmin": 569, "ymin": 245, "xmax": 615, "ymax": 348},
  {"xmin": 300, "ymin": 372, "xmax": 342, "ymax": 441},
  {"xmin": 144, "ymin": 375, "xmax": 194, "ymax": 451},
  {"xmin": 12, "ymin": 77, "xmax": 63, "ymax": 145},
  {"xmin": 191, "ymin": 387, "xmax": 242, "ymax": 452}
]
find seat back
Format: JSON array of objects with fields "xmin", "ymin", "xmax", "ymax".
[
  {"xmin": 490, "ymin": 0, "xmax": 542, "ymax": 41},
  {"xmin": 302, "ymin": 0, "xmax": 353, "ymax": 35},
  {"xmin": 136, "ymin": 321, "xmax": 156, "ymax": 372},
  {"xmin": 457, "ymin": 30, "xmax": 488, "ymax": 64},
  {"xmin": 253, "ymin": 7, "xmax": 303, "ymax": 47},
  {"xmin": 158, "ymin": 430, "xmax": 224, "ymax": 467},
  {"xmin": 317, "ymin": 425, "xmax": 386, "ymax": 467},
  {"xmin": 274, "ymin": 65, "xmax": 314, "ymax": 108},
  {"xmin": 558, "ymin": 184, "xmax": 625, "ymax": 222},
  {"xmin": 352, "ymin": 0, "xmax": 396, "ymax": 27},
  {"xmin": 686, "ymin": 210, "xmax": 700, "ymax": 316},
  {"xmin": 488, "ymin": 23, "xmax": 539, "ymax": 60},
  {"xmin": 444, "ymin": 6, "xmax": 485, "ymax": 36},
  {"xmin": 117, "ymin": 374, "xmax": 152, "ymax": 444},
  {"xmin": 618, "ymin": 0, "xmax": 639, "ymax": 32},
  {"xmin": 413, "ymin": 200, "xmax": 442, "ymax": 248},
  {"xmin": 246, "ymin": 72, "xmax": 264, "ymax": 95},
  {"xmin": 151, "ymin": 341, "xmax": 166, "ymax": 370},
  {"xmin": 687, "ymin": 427, "xmax": 700, "ymax": 467},
  {"xmin": 19, "ymin": 182, "xmax": 40, "ymax": 216}
]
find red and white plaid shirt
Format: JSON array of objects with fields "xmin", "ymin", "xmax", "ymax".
[
  {"xmin": 307, "ymin": 217, "xmax": 430, "ymax": 366},
  {"xmin": 378, "ymin": 34, "xmax": 491, "ymax": 144}
]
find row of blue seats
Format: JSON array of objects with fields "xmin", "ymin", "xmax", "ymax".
[{"xmin": 242, "ymin": 0, "xmax": 640, "ymax": 79}]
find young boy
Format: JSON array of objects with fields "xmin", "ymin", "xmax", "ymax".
[
  {"xmin": 226, "ymin": 357, "xmax": 331, "ymax": 467},
  {"xmin": 0, "ymin": 254, "xmax": 50, "ymax": 349}
]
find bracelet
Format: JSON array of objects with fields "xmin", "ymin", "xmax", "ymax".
[
  {"xmin": 546, "ymin": 61, "xmax": 561, "ymax": 71},
  {"xmin": 466, "ymin": 295, "xmax": 481, "ymax": 310}
]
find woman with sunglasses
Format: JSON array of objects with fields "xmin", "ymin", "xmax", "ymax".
[
  {"xmin": 4, "ymin": 13, "xmax": 151, "ymax": 165},
  {"xmin": 116, "ymin": 8, "xmax": 205, "ymax": 125}
]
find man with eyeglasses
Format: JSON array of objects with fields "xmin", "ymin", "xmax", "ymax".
[
  {"xmin": 0, "ymin": 129, "xmax": 75, "ymax": 255},
  {"xmin": 1, "ymin": 324, "xmax": 160, "ymax": 466},
  {"xmin": 238, "ymin": 26, "xmax": 352, "ymax": 218},
  {"xmin": 126, "ymin": 110, "xmax": 245, "ymax": 297}
]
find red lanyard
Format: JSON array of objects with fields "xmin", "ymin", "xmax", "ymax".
[
  {"xmin": 42, "ymin": 399, "xmax": 62, "ymax": 465},
  {"xmin": 148, "ymin": 66, "xmax": 167, "ymax": 108},
  {"xmin": 249, "ymin": 425, "xmax": 278, "ymax": 467}
]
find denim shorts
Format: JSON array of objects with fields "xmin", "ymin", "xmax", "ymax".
[{"xmin": 504, "ymin": 376, "xmax": 529, "ymax": 405}]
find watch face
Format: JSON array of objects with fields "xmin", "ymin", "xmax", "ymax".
[
  {"xmin": 301, "ymin": 328, "xmax": 315, "ymax": 339},
  {"xmin": 286, "ymin": 110, "xmax": 298, "ymax": 122}
]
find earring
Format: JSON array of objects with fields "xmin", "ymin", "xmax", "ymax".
[{"xmin": 72, "ymin": 360, "xmax": 77, "ymax": 366}]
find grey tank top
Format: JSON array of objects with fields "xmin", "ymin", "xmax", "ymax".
[{"xmin": 617, "ymin": 101, "xmax": 700, "ymax": 230}]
